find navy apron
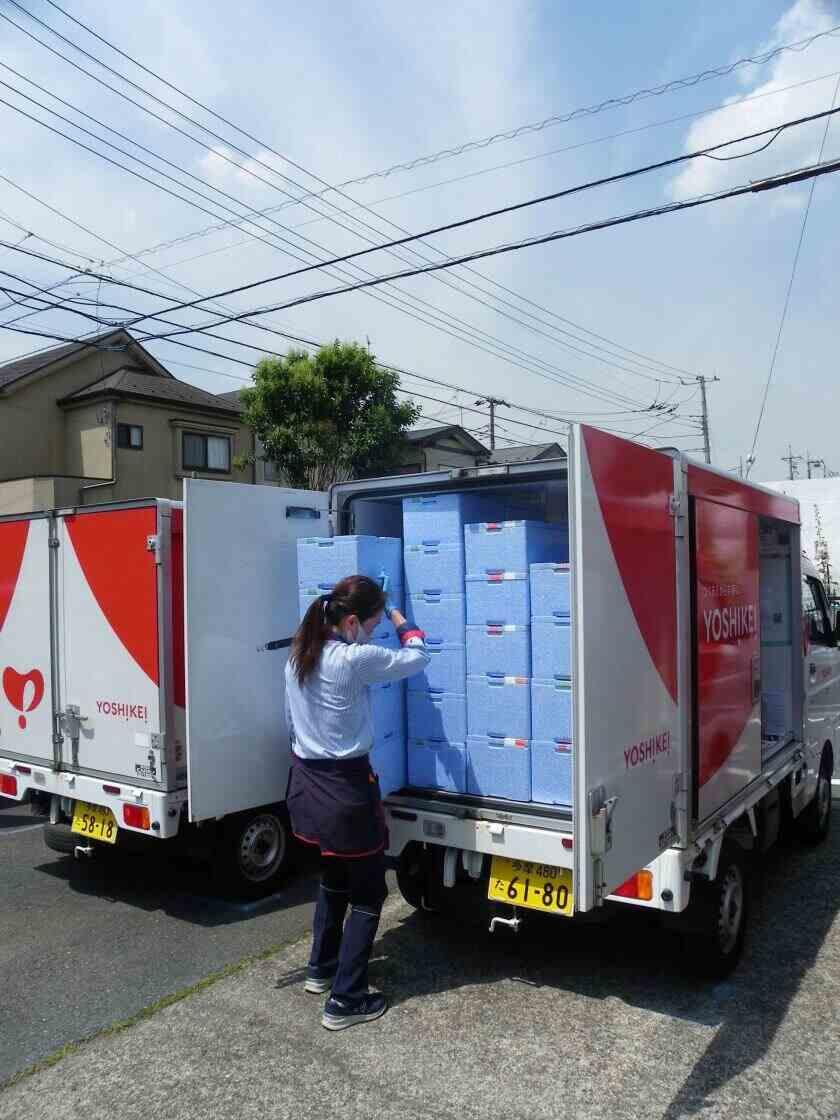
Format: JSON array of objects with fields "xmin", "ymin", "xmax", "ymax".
[{"xmin": 286, "ymin": 751, "xmax": 387, "ymax": 859}]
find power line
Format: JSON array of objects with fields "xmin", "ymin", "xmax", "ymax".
[
  {"xmin": 92, "ymin": 104, "xmax": 840, "ymax": 339},
  {"xmin": 0, "ymin": 102, "xmax": 656, "ymax": 412},
  {"xmin": 747, "ymin": 72, "xmax": 840, "ymax": 477},
  {"xmin": 42, "ymin": 0, "xmax": 835, "ymax": 196},
  {"xmin": 0, "ymin": 4, "xmax": 679, "ymax": 398},
  {"xmin": 123, "ymin": 153, "xmax": 840, "ymax": 341}
]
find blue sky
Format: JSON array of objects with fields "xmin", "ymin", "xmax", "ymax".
[{"xmin": 1, "ymin": 0, "xmax": 838, "ymax": 478}]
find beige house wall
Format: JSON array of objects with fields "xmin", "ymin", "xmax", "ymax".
[{"xmin": 0, "ymin": 349, "xmax": 128, "ymax": 481}]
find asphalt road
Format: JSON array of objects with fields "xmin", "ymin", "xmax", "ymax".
[
  {"xmin": 2, "ymin": 807, "xmax": 840, "ymax": 1119},
  {"xmin": 0, "ymin": 798, "xmax": 322, "ymax": 1083}
]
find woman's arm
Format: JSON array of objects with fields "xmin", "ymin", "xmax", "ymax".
[{"xmin": 347, "ymin": 620, "xmax": 430, "ymax": 685}]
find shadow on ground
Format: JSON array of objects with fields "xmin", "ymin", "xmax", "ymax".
[{"xmin": 33, "ymin": 840, "xmax": 322, "ymax": 927}]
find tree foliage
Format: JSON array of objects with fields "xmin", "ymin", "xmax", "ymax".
[{"xmin": 239, "ymin": 341, "xmax": 420, "ymax": 490}]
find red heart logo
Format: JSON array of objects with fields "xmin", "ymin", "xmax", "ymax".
[{"xmin": 3, "ymin": 667, "xmax": 45, "ymax": 730}]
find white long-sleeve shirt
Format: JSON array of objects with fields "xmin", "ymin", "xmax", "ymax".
[{"xmin": 285, "ymin": 636, "xmax": 429, "ymax": 761}]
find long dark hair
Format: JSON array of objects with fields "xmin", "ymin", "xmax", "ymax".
[{"xmin": 290, "ymin": 574, "xmax": 385, "ymax": 684}]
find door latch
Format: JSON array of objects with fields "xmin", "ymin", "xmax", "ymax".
[{"xmin": 589, "ymin": 786, "xmax": 618, "ymax": 854}]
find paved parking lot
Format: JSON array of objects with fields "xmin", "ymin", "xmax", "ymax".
[{"xmin": 2, "ymin": 800, "xmax": 840, "ymax": 1119}]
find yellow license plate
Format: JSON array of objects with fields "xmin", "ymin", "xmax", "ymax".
[
  {"xmin": 488, "ymin": 855, "xmax": 573, "ymax": 917},
  {"xmin": 71, "ymin": 801, "xmax": 118, "ymax": 845}
]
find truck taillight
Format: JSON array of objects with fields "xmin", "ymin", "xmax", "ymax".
[
  {"xmin": 613, "ymin": 870, "xmax": 653, "ymax": 901},
  {"xmin": 123, "ymin": 804, "xmax": 150, "ymax": 830},
  {"xmin": 0, "ymin": 774, "xmax": 17, "ymax": 797}
]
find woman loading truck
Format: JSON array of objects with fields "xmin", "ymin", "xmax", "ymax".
[{"xmin": 285, "ymin": 574, "xmax": 429, "ymax": 1031}]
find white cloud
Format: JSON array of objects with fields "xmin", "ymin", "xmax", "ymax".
[{"xmin": 668, "ymin": 0, "xmax": 840, "ymax": 202}]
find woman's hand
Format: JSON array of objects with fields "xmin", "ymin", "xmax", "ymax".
[{"xmin": 389, "ymin": 607, "xmax": 406, "ymax": 629}]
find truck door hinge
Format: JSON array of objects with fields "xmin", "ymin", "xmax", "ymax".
[
  {"xmin": 589, "ymin": 786, "xmax": 618, "ymax": 855},
  {"xmin": 48, "ymin": 537, "xmax": 60, "ymax": 549},
  {"xmin": 668, "ymin": 494, "xmax": 681, "ymax": 516},
  {"xmin": 146, "ymin": 535, "xmax": 161, "ymax": 564}
]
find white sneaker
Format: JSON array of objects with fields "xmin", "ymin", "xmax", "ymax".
[{"xmin": 304, "ymin": 975, "xmax": 334, "ymax": 994}]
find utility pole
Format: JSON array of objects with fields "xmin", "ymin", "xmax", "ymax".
[
  {"xmin": 807, "ymin": 454, "xmax": 825, "ymax": 479},
  {"xmin": 781, "ymin": 445, "xmax": 802, "ymax": 480},
  {"xmin": 475, "ymin": 396, "xmax": 509, "ymax": 451},
  {"xmin": 681, "ymin": 375, "xmax": 719, "ymax": 463}
]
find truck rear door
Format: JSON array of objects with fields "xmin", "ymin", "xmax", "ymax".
[
  {"xmin": 183, "ymin": 479, "xmax": 328, "ymax": 822},
  {"xmin": 57, "ymin": 503, "xmax": 166, "ymax": 784},
  {"xmin": 0, "ymin": 514, "xmax": 55, "ymax": 765},
  {"xmin": 570, "ymin": 425, "xmax": 686, "ymax": 910}
]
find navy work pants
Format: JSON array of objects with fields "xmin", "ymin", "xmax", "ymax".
[{"xmin": 308, "ymin": 851, "xmax": 388, "ymax": 1002}]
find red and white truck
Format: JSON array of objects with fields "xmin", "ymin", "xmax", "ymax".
[{"xmin": 1, "ymin": 426, "xmax": 836, "ymax": 973}]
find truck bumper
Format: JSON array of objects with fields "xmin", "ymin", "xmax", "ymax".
[{"xmin": 0, "ymin": 758, "xmax": 186, "ymax": 840}]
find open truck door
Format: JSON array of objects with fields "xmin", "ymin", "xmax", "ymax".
[
  {"xmin": 183, "ymin": 479, "xmax": 328, "ymax": 822},
  {"xmin": 570, "ymin": 425, "xmax": 687, "ymax": 910}
]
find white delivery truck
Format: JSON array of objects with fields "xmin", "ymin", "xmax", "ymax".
[{"xmin": 0, "ymin": 426, "xmax": 836, "ymax": 974}]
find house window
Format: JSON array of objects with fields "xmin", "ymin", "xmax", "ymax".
[
  {"xmin": 117, "ymin": 423, "xmax": 143, "ymax": 450},
  {"xmin": 182, "ymin": 432, "xmax": 231, "ymax": 473}
]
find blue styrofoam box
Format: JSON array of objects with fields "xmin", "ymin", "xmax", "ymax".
[
  {"xmin": 531, "ymin": 740, "xmax": 572, "ymax": 806},
  {"xmin": 465, "ymin": 520, "xmax": 568, "ymax": 575},
  {"xmin": 465, "ymin": 573, "xmax": 529, "ymax": 625},
  {"xmin": 407, "ymin": 641, "xmax": 467, "ymax": 694},
  {"xmin": 370, "ymin": 680, "xmax": 404, "ymax": 738},
  {"xmin": 467, "ymin": 674, "xmax": 531, "ymax": 739},
  {"xmin": 370, "ymin": 728, "xmax": 406, "ymax": 797},
  {"xmin": 406, "ymin": 689, "xmax": 467, "ymax": 743},
  {"xmin": 402, "ymin": 493, "xmax": 501, "ymax": 545},
  {"xmin": 530, "ymin": 563, "xmax": 571, "ymax": 620},
  {"xmin": 405, "ymin": 591, "xmax": 466, "ymax": 644},
  {"xmin": 467, "ymin": 735, "xmax": 531, "ymax": 801},
  {"xmin": 466, "ymin": 624, "xmax": 531, "ymax": 677},
  {"xmin": 296, "ymin": 535, "xmax": 402, "ymax": 591},
  {"xmin": 531, "ymin": 618, "xmax": 572, "ymax": 680},
  {"xmin": 531, "ymin": 678, "xmax": 573, "ymax": 742},
  {"xmin": 407, "ymin": 738, "xmax": 467, "ymax": 793},
  {"xmin": 403, "ymin": 541, "xmax": 465, "ymax": 598}
]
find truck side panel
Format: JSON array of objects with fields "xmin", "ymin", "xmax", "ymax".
[
  {"xmin": 58, "ymin": 506, "xmax": 166, "ymax": 784},
  {"xmin": 0, "ymin": 517, "xmax": 54, "ymax": 764}
]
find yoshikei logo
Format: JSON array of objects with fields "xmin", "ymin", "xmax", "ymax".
[{"xmin": 2, "ymin": 667, "xmax": 45, "ymax": 729}]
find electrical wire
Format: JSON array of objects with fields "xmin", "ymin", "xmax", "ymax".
[
  {"xmin": 747, "ymin": 72, "xmax": 840, "ymax": 476},
  {"xmin": 40, "ymin": 0, "xmax": 840, "ymax": 194},
  {"xmin": 125, "ymin": 152, "xmax": 840, "ymax": 339}
]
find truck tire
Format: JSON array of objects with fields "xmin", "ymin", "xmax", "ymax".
[
  {"xmin": 396, "ymin": 843, "xmax": 427, "ymax": 910},
  {"xmin": 43, "ymin": 821, "xmax": 79, "ymax": 855},
  {"xmin": 217, "ymin": 807, "xmax": 291, "ymax": 899},
  {"xmin": 683, "ymin": 842, "xmax": 748, "ymax": 979},
  {"xmin": 797, "ymin": 748, "xmax": 833, "ymax": 846}
]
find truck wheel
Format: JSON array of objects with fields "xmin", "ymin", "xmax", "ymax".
[
  {"xmin": 683, "ymin": 843, "xmax": 748, "ymax": 979},
  {"xmin": 43, "ymin": 821, "xmax": 80, "ymax": 855},
  {"xmin": 218, "ymin": 807, "xmax": 291, "ymax": 899},
  {"xmin": 797, "ymin": 749, "xmax": 832, "ymax": 846},
  {"xmin": 396, "ymin": 843, "xmax": 426, "ymax": 910}
]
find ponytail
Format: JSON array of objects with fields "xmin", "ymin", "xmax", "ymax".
[{"xmin": 290, "ymin": 574, "xmax": 385, "ymax": 684}]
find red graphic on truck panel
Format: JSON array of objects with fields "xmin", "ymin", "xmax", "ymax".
[
  {"xmin": 0, "ymin": 520, "xmax": 29, "ymax": 631},
  {"xmin": 582, "ymin": 426, "xmax": 678, "ymax": 704},
  {"xmin": 3, "ymin": 667, "xmax": 45, "ymax": 729},
  {"xmin": 694, "ymin": 500, "xmax": 760, "ymax": 787},
  {"xmin": 64, "ymin": 507, "xmax": 160, "ymax": 685},
  {"xmin": 688, "ymin": 464, "xmax": 799, "ymax": 524}
]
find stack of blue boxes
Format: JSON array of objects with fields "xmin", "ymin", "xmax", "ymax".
[
  {"xmin": 403, "ymin": 494, "xmax": 499, "ymax": 793},
  {"xmin": 465, "ymin": 521, "xmax": 568, "ymax": 802},
  {"xmin": 296, "ymin": 535, "xmax": 406, "ymax": 795},
  {"xmin": 530, "ymin": 563, "xmax": 573, "ymax": 806}
]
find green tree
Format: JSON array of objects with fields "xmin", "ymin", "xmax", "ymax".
[{"xmin": 239, "ymin": 341, "xmax": 420, "ymax": 490}]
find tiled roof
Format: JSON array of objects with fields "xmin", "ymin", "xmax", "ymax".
[
  {"xmin": 61, "ymin": 368, "xmax": 243, "ymax": 414},
  {"xmin": 0, "ymin": 331, "xmax": 130, "ymax": 390},
  {"xmin": 486, "ymin": 442, "xmax": 566, "ymax": 464}
]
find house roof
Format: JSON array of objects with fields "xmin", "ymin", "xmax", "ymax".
[
  {"xmin": 0, "ymin": 329, "xmax": 172, "ymax": 392},
  {"xmin": 216, "ymin": 389, "xmax": 246, "ymax": 405},
  {"xmin": 485, "ymin": 442, "xmax": 567, "ymax": 464},
  {"xmin": 60, "ymin": 368, "xmax": 243, "ymax": 415},
  {"xmin": 405, "ymin": 424, "xmax": 488, "ymax": 455}
]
